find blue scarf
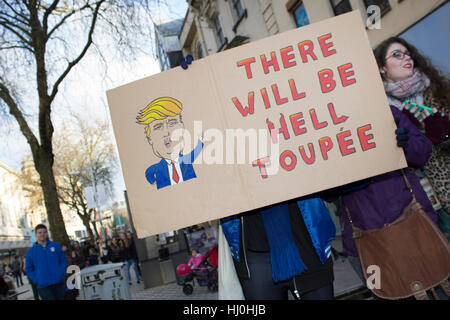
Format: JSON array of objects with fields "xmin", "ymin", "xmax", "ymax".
[{"xmin": 260, "ymin": 203, "xmax": 307, "ymax": 282}]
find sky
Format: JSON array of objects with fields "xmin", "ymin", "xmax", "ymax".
[{"xmin": 0, "ymin": 0, "xmax": 188, "ymax": 204}]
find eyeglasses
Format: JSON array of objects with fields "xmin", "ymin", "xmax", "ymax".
[{"xmin": 386, "ymin": 50, "xmax": 412, "ymax": 61}]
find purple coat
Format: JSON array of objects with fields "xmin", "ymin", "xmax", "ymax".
[{"xmin": 339, "ymin": 106, "xmax": 438, "ymax": 257}]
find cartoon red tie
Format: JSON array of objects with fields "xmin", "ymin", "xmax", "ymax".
[{"xmin": 172, "ymin": 161, "xmax": 179, "ymax": 183}]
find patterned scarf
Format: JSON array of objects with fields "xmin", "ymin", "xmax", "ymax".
[
  {"xmin": 260, "ymin": 203, "xmax": 307, "ymax": 283},
  {"xmin": 384, "ymin": 69, "xmax": 430, "ymax": 110}
]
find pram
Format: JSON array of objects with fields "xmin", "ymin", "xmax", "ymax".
[{"xmin": 176, "ymin": 243, "xmax": 218, "ymax": 295}]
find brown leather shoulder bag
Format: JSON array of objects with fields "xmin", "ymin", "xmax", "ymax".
[{"xmin": 345, "ymin": 170, "xmax": 450, "ymax": 299}]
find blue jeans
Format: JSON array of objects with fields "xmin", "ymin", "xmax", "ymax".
[
  {"xmin": 126, "ymin": 259, "xmax": 141, "ymax": 282},
  {"xmin": 38, "ymin": 282, "xmax": 65, "ymax": 300}
]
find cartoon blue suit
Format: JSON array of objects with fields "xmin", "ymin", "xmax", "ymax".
[{"xmin": 145, "ymin": 140, "xmax": 204, "ymax": 189}]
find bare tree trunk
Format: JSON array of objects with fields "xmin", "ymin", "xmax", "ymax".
[
  {"xmin": 35, "ymin": 149, "xmax": 70, "ymax": 246},
  {"xmin": 80, "ymin": 215, "xmax": 95, "ymax": 241},
  {"xmin": 91, "ymin": 220, "xmax": 99, "ymax": 240}
]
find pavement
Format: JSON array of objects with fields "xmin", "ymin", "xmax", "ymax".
[{"xmin": 16, "ymin": 238, "xmax": 367, "ymax": 300}]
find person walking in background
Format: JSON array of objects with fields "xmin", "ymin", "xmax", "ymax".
[
  {"xmin": 109, "ymin": 237, "xmax": 122, "ymax": 263},
  {"xmin": 86, "ymin": 247, "xmax": 101, "ymax": 267},
  {"xmin": 374, "ymin": 37, "xmax": 450, "ymax": 218},
  {"xmin": 71, "ymin": 241, "xmax": 86, "ymax": 270},
  {"xmin": 82, "ymin": 240, "xmax": 94, "ymax": 264},
  {"xmin": 119, "ymin": 232, "xmax": 141, "ymax": 285},
  {"xmin": 25, "ymin": 224, "xmax": 66, "ymax": 300},
  {"xmin": 11, "ymin": 256, "xmax": 23, "ymax": 287},
  {"xmin": 97, "ymin": 239, "xmax": 110, "ymax": 264}
]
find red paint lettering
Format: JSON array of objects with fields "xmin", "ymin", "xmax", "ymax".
[
  {"xmin": 298, "ymin": 40, "xmax": 318, "ymax": 63},
  {"xmin": 232, "ymin": 92, "xmax": 254, "ymax": 117},
  {"xmin": 318, "ymin": 69, "xmax": 336, "ymax": 93},
  {"xmin": 266, "ymin": 114, "xmax": 290, "ymax": 143},
  {"xmin": 299, "ymin": 143, "xmax": 315, "ymax": 165},
  {"xmin": 289, "ymin": 112, "xmax": 307, "ymax": 136},
  {"xmin": 280, "ymin": 150, "xmax": 297, "ymax": 171},
  {"xmin": 280, "ymin": 46, "xmax": 297, "ymax": 68},
  {"xmin": 272, "ymin": 84, "xmax": 289, "ymax": 105},
  {"xmin": 319, "ymin": 137, "xmax": 333, "ymax": 160},
  {"xmin": 338, "ymin": 63, "xmax": 356, "ymax": 87},
  {"xmin": 288, "ymin": 79, "xmax": 306, "ymax": 101},
  {"xmin": 237, "ymin": 57, "xmax": 256, "ymax": 79},
  {"xmin": 318, "ymin": 33, "xmax": 336, "ymax": 57},
  {"xmin": 252, "ymin": 157, "xmax": 271, "ymax": 178},
  {"xmin": 260, "ymin": 52, "xmax": 280, "ymax": 74},
  {"xmin": 309, "ymin": 108, "xmax": 328, "ymax": 130},
  {"xmin": 358, "ymin": 124, "xmax": 376, "ymax": 151},
  {"xmin": 328, "ymin": 103, "xmax": 348, "ymax": 124},
  {"xmin": 260, "ymin": 88, "xmax": 271, "ymax": 109},
  {"xmin": 337, "ymin": 130, "xmax": 356, "ymax": 156}
]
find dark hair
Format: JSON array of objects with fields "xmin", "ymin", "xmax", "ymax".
[
  {"xmin": 34, "ymin": 224, "xmax": 47, "ymax": 233},
  {"xmin": 374, "ymin": 37, "xmax": 450, "ymax": 110}
]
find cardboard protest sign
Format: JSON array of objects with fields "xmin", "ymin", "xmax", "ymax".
[{"xmin": 106, "ymin": 11, "xmax": 406, "ymax": 238}]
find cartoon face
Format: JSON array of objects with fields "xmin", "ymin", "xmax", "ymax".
[
  {"xmin": 382, "ymin": 42, "xmax": 414, "ymax": 83},
  {"xmin": 147, "ymin": 114, "xmax": 185, "ymax": 160}
]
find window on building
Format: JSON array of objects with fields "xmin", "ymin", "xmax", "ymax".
[
  {"xmin": 292, "ymin": 2, "xmax": 310, "ymax": 28},
  {"xmin": 363, "ymin": 0, "xmax": 391, "ymax": 16},
  {"xmin": 330, "ymin": 0, "xmax": 352, "ymax": 16},
  {"xmin": 230, "ymin": 0, "xmax": 245, "ymax": 22},
  {"xmin": 157, "ymin": 39, "xmax": 170, "ymax": 71},
  {"xmin": 196, "ymin": 42, "xmax": 204, "ymax": 59},
  {"xmin": 230, "ymin": 0, "xmax": 247, "ymax": 33},
  {"xmin": 212, "ymin": 14, "xmax": 226, "ymax": 48}
]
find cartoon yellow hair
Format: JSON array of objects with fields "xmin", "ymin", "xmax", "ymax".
[{"xmin": 136, "ymin": 97, "xmax": 183, "ymax": 137}]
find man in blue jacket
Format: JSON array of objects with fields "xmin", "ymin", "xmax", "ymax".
[{"xmin": 25, "ymin": 224, "xmax": 67, "ymax": 300}]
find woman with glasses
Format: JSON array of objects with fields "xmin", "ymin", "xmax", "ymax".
[
  {"xmin": 319, "ymin": 37, "xmax": 449, "ymax": 299},
  {"xmin": 374, "ymin": 37, "xmax": 450, "ymax": 217}
]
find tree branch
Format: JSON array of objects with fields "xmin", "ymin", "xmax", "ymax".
[
  {"xmin": 3, "ymin": 0, "xmax": 29, "ymax": 23},
  {"xmin": 49, "ymin": 0, "xmax": 106, "ymax": 103},
  {"xmin": 0, "ymin": 44, "xmax": 33, "ymax": 52},
  {"xmin": 0, "ymin": 81, "xmax": 40, "ymax": 155},
  {"xmin": 42, "ymin": 0, "xmax": 61, "ymax": 32},
  {"xmin": 0, "ymin": 18, "xmax": 32, "ymax": 46},
  {"xmin": 47, "ymin": 7, "xmax": 78, "ymax": 39}
]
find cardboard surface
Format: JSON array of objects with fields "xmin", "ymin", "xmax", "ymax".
[{"xmin": 106, "ymin": 11, "xmax": 406, "ymax": 238}]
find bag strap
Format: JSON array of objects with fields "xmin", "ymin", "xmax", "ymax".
[
  {"xmin": 400, "ymin": 169, "xmax": 414, "ymax": 196},
  {"xmin": 341, "ymin": 197, "xmax": 356, "ymax": 234}
]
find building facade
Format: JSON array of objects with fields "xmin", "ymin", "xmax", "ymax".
[
  {"xmin": 0, "ymin": 161, "xmax": 31, "ymax": 263},
  {"xmin": 155, "ymin": 18, "xmax": 185, "ymax": 71},
  {"xmin": 179, "ymin": 0, "xmax": 448, "ymax": 73}
]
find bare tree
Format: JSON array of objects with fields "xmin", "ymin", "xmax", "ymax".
[
  {"xmin": 0, "ymin": 1, "xmax": 162, "ymax": 245},
  {"xmin": 53, "ymin": 116, "xmax": 117, "ymax": 241}
]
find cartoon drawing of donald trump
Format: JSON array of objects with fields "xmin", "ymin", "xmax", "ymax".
[{"xmin": 136, "ymin": 97, "xmax": 203, "ymax": 189}]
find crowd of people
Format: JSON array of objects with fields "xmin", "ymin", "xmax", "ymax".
[
  {"xmin": 4, "ymin": 225, "xmax": 142, "ymax": 301},
  {"xmin": 2, "ymin": 36, "xmax": 448, "ymax": 302},
  {"xmin": 59, "ymin": 231, "xmax": 141, "ymax": 300}
]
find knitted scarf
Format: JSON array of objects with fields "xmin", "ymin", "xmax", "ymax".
[
  {"xmin": 384, "ymin": 69, "xmax": 430, "ymax": 110},
  {"xmin": 260, "ymin": 203, "xmax": 307, "ymax": 283}
]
